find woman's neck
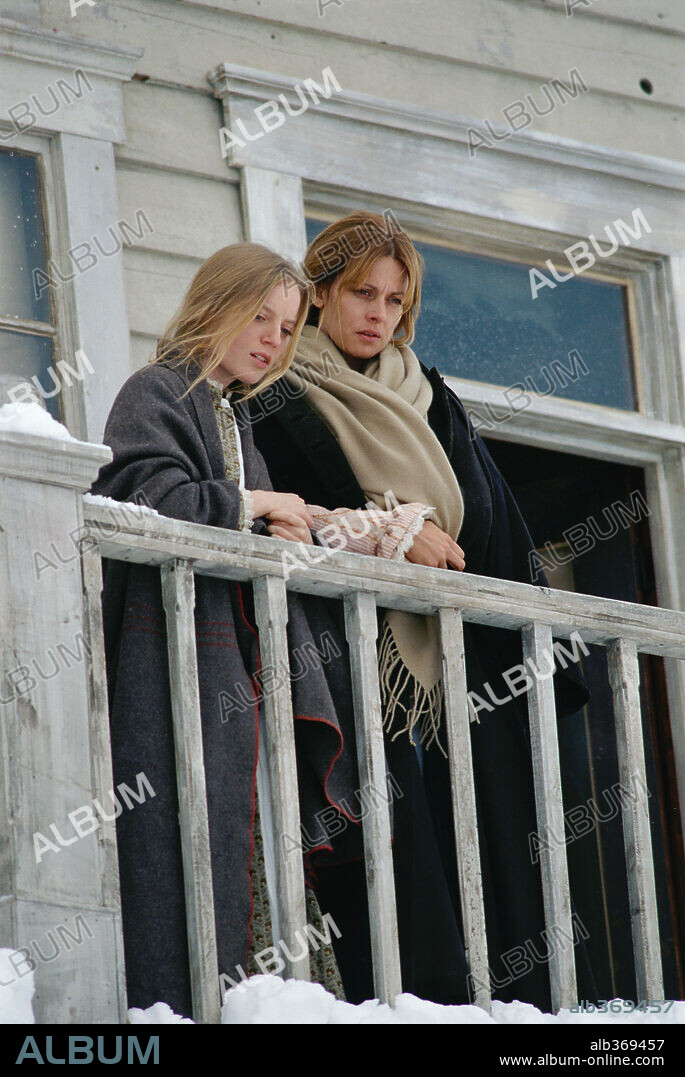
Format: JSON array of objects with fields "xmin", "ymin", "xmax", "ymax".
[{"xmin": 339, "ymin": 350, "xmax": 368, "ymax": 374}]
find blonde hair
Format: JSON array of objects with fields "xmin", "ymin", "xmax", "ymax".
[
  {"xmin": 302, "ymin": 212, "xmax": 424, "ymax": 346},
  {"xmin": 152, "ymin": 243, "xmax": 313, "ymax": 402}
]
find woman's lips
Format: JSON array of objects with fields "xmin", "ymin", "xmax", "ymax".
[
  {"xmin": 251, "ymin": 352, "xmax": 270, "ymax": 367},
  {"xmin": 356, "ymin": 331, "xmax": 380, "ymax": 342}
]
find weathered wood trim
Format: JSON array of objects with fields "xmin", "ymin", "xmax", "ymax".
[
  {"xmin": 0, "ymin": 443, "xmax": 124, "ymax": 1022},
  {"xmin": 0, "ymin": 18, "xmax": 141, "ymax": 144},
  {"xmin": 207, "ymin": 62, "xmax": 685, "ymax": 192},
  {"xmin": 522, "ymin": 621, "xmax": 577, "ymax": 1012},
  {"xmin": 0, "ymin": 17, "xmax": 142, "ymax": 80},
  {"xmin": 343, "ymin": 593, "xmax": 401, "ymax": 1005},
  {"xmin": 438, "ymin": 607, "xmax": 490, "ymax": 1012},
  {"xmin": 50, "ymin": 134, "xmax": 134, "ymax": 443},
  {"xmin": 82, "ymin": 503, "xmax": 685, "ymax": 660},
  {"xmin": 442, "ymin": 378, "xmax": 685, "ymax": 464},
  {"xmin": 0, "ymin": 430, "xmax": 110, "ymax": 488},
  {"xmin": 241, "ymin": 166, "xmax": 307, "ymax": 264},
  {"xmin": 160, "ymin": 559, "xmax": 221, "ymax": 1024},
  {"xmin": 80, "ymin": 550, "xmax": 122, "ymax": 911},
  {"xmin": 80, "ymin": 544, "xmax": 128, "ymax": 1019},
  {"xmin": 252, "ymin": 574, "xmax": 310, "ymax": 981},
  {"xmin": 607, "ymin": 637, "xmax": 664, "ymax": 1001}
]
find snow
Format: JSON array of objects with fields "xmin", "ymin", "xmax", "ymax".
[
  {"xmin": 127, "ymin": 1002, "xmax": 193, "ymax": 1025},
  {"xmin": 122, "ymin": 976, "xmax": 685, "ymax": 1025},
  {"xmin": 0, "ymin": 963, "xmax": 681, "ymax": 1024},
  {"xmin": 0, "ymin": 949, "xmax": 35, "ymax": 1024},
  {"xmin": 83, "ymin": 492, "xmax": 160, "ymax": 517},
  {"xmin": 0, "ymin": 401, "xmax": 80, "ymax": 443}
]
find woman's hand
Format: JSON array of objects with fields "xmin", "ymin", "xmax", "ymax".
[
  {"xmin": 249, "ymin": 491, "xmax": 315, "ymax": 544},
  {"xmin": 405, "ymin": 519, "xmax": 466, "ymax": 570},
  {"xmin": 265, "ymin": 509, "xmax": 314, "ymax": 545},
  {"xmin": 250, "ymin": 490, "xmax": 315, "ymax": 528}
]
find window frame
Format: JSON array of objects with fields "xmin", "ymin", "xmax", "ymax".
[
  {"xmin": 0, "ymin": 133, "xmax": 78, "ymax": 429},
  {"xmin": 303, "ymin": 190, "xmax": 676, "ymax": 428},
  {"xmin": 0, "ymin": 20, "xmax": 141, "ymax": 443}
]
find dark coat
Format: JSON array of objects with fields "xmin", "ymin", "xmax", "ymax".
[
  {"xmin": 246, "ymin": 362, "xmax": 597, "ymax": 1012},
  {"xmin": 246, "ymin": 361, "xmax": 590, "ymax": 717},
  {"xmin": 90, "ymin": 358, "xmax": 364, "ymax": 1018}
]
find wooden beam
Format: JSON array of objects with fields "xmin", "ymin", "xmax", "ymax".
[
  {"xmin": 343, "ymin": 593, "xmax": 402, "ymax": 1005},
  {"xmin": 522, "ymin": 621, "xmax": 577, "ymax": 1012},
  {"xmin": 84, "ymin": 503, "xmax": 685, "ymax": 660},
  {"xmin": 160, "ymin": 559, "xmax": 220, "ymax": 1024},
  {"xmin": 439, "ymin": 607, "xmax": 490, "ymax": 1012},
  {"xmin": 607, "ymin": 637, "xmax": 664, "ymax": 1000},
  {"xmin": 252, "ymin": 574, "xmax": 310, "ymax": 981}
]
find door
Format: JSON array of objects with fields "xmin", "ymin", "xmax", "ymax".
[{"xmin": 484, "ymin": 436, "xmax": 685, "ymax": 1003}]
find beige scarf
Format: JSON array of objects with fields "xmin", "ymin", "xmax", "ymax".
[{"xmin": 285, "ymin": 325, "xmax": 466, "ymax": 754}]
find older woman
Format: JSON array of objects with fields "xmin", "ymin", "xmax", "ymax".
[{"xmin": 248, "ymin": 212, "xmax": 596, "ymax": 1011}]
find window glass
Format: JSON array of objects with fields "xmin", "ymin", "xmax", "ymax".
[
  {"xmin": 0, "ymin": 149, "xmax": 57, "ymax": 417},
  {"xmin": 0, "ymin": 151, "xmax": 51, "ymax": 324},
  {"xmin": 305, "ymin": 217, "xmax": 637, "ymax": 411},
  {"xmin": 0, "ymin": 329, "xmax": 58, "ymax": 419}
]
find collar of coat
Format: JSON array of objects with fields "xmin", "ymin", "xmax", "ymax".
[{"xmin": 154, "ymin": 355, "xmax": 255, "ymax": 482}]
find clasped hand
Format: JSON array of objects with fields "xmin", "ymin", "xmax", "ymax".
[
  {"xmin": 405, "ymin": 518, "xmax": 466, "ymax": 570},
  {"xmin": 250, "ymin": 491, "xmax": 315, "ymax": 545},
  {"xmin": 250, "ymin": 491, "xmax": 466, "ymax": 569}
]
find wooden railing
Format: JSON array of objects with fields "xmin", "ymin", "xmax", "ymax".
[
  {"xmin": 1, "ymin": 429, "xmax": 683, "ymax": 1022},
  {"xmin": 83, "ymin": 502, "xmax": 684, "ymax": 1021}
]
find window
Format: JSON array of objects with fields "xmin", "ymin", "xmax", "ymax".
[
  {"xmin": 305, "ymin": 217, "xmax": 637, "ymax": 411},
  {"xmin": 0, "ymin": 148, "xmax": 59, "ymax": 419}
]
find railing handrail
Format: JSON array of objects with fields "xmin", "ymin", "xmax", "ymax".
[{"xmin": 83, "ymin": 500, "xmax": 685, "ymax": 658}]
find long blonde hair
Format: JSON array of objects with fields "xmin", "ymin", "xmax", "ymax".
[
  {"xmin": 152, "ymin": 243, "xmax": 313, "ymax": 401},
  {"xmin": 303, "ymin": 212, "xmax": 424, "ymax": 346}
]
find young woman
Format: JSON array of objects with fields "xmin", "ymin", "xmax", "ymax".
[
  {"xmin": 90, "ymin": 242, "xmax": 439, "ymax": 1018},
  {"xmin": 249, "ymin": 214, "xmax": 598, "ymax": 1012}
]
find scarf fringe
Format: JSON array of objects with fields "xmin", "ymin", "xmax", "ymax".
[{"xmin": 378, "ymin": 618, "xmax": 449, "ymax": 759}]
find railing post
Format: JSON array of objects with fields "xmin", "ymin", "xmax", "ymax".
[
  {"xmin": 252, "ymin": 574, "xmax": 310, "ymax": 981},
  {"xmin": 521, "ymin": 621, "xmax": 578, "ymax": 1012},
  {"xmin": 0, "ymin": 427, "xmax": 126, "ymax": 1022},
  {"xmin": 607, "ymin": 637, "xmax": 664, "ymax": 1000},
  {"xmin": 438, "ymin": 607, "xmax": 491, "ymax": 1012},
  {"xmin": 343, "ymin": 593, "xmax": 402, "ymax": 1006},
  {"xmin": 161, "ymin": 559, "xmax": 221, "ymax": 1024}
]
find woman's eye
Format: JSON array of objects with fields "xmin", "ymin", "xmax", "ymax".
[
  {"xmin": 390, "ymin": 297, "xmax": 402, "ymax": 305},
  {"xmin": 281, "ymin": 327, "xmax": 292, "ymax": 338},
  {"xmin": 255, "ymin": 313, "xmax": 265, "ymax": 321},
  {"xmin": 356, "ymin": 289, "xmax": 371, "ymax": 297}
]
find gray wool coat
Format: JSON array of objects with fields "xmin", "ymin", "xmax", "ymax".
[{"xmin": 90, "ymin": 356, "xmax": 364, "ymax": 1017}]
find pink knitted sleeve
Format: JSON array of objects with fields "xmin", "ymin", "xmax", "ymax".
[{"xmin": 307, "ymin": 502, "xmax": 436, "ymax": 560}]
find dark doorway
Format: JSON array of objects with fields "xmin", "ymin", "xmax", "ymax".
[{"xmin": 484, "ymin": 436, "xmax": 685, "ymax": 1003}]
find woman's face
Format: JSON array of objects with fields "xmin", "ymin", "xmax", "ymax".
[
  {"xmin": 316, "ymin": 255, "xmax": 408, "ymax": 359},
  {"xmin": 214, "ymin": 282, "xmax": 301, "ymax": 387}
]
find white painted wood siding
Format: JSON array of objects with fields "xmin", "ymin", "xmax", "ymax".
[{"xmin": 24, "ymin": 0, "xmax": 682, "ymax": 382}]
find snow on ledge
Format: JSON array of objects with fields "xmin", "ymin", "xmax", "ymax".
[
  {"xmin": 83, "ymin": 493, "xmax": 160, "ymax": 517},
  {"xmin": 0, "ymin": 402, "xmax": 80, "ymax": 443},
  {"xmin": 125, "ymin": 976, "xmax": 685, "ymax": 1025}
]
